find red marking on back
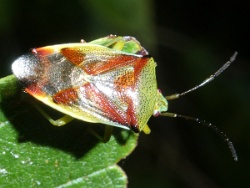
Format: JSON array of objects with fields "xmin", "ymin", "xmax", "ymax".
[
  {"xmin": 25, "ymin": 83, "xmax": 45, "ymax": 97},
  {"xmin": 112, "ymin": 56, "xmax": 149, "ymax": 89},
  {"xmin": 126, "ymin": 97, "xmax": 139, "ymax": 131},
  {"xmin": 33, "ymin": 47, "xmax": 55, "ymax": 56},
  {"xmin": 53, "ymin": 88, "xmax": 78, "ymax": 105},
  {"xmin": 84, "ymin": 83, "xmax": 128, "ymax": 125},
  {"xmin": 113, "ymin": 56, "xmax": 150, "ymax": 131},
  {"xmin": 61, "ymin": 48, "xmax": 85, "ymax": 65},
  {"xmin": 83, "ymin": 55, "xmax": 138, "ymax": 75},
  {"xmin": 114, "ymin": 71, "xmax": 134, "ymax": 91},
  {"xmin": 134, "ymin": 57, "xmax": 149, "ymax": 81}
]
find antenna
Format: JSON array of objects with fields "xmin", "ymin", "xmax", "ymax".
[
  {"xmin": 166, "ymin": 52, "xmax": 238, "ymax": 100},
  {"xmin": 162, "ymin": 52, "xmax": 238, "ymax": 161},
  {"xmin": 160, "ymin": 112, "xmax": 238, "ymax": 161}
]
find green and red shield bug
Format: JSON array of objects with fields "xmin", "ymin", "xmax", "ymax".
[{"xmin": 11, "ymin": 35, "xmax": 238, "ymax": 160}]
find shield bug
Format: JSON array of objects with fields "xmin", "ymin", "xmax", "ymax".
[{"xmin": 11, "ymin": 35, "xmax": 238, "ymax": 160}]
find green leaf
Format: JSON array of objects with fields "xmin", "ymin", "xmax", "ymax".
[
  {"xmin": 0, "ymin": 75, "xmax": 138, "ymax": 187},
  {"xmin": 0, "ymin": 75, "xmax": 20, "ymax": 102}
]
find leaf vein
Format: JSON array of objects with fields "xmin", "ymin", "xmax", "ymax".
[{"xmin": 56, "ymin": 165, "xmax": 121, "ymax": 188}]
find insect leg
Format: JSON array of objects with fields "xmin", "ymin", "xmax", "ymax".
[
  {"xmin": 142, "ymin": 124, "xmax": 151, "ymax": 134},
  {"xmin": 33, "ymin": 103, "xmax": 74, "ymax": 126},
  {"xmin": 111, "ymin": 39, "xmax": 126, "ymax": 50},
  {"xmin": 89, "ymin": 35, "xmax": 125, "ymax": 49},
  {"xmin": 87, "ymin": 125, "xmax": 114, "ymax": 143},
  {"xmin": 103, "ymin": 125, "xmax": 114, "ymax": 143}
]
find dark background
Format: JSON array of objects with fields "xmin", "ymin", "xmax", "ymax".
[{"xmin": 1, "ymin": 0, "xmax": 249, "ymax": 187}]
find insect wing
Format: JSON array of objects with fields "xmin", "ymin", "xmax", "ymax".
[{"xmin": 12, "ymin": 43, "xmax": 158, "ymax": 132}]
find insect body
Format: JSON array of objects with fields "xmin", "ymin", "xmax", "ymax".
[
  {"xmin": 12, "ymin": 35, "xmax": 167, "ymax": 134},
  {"xmin": 12, "ymin": 35, "xmax": 238, "ymax": 160}
]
